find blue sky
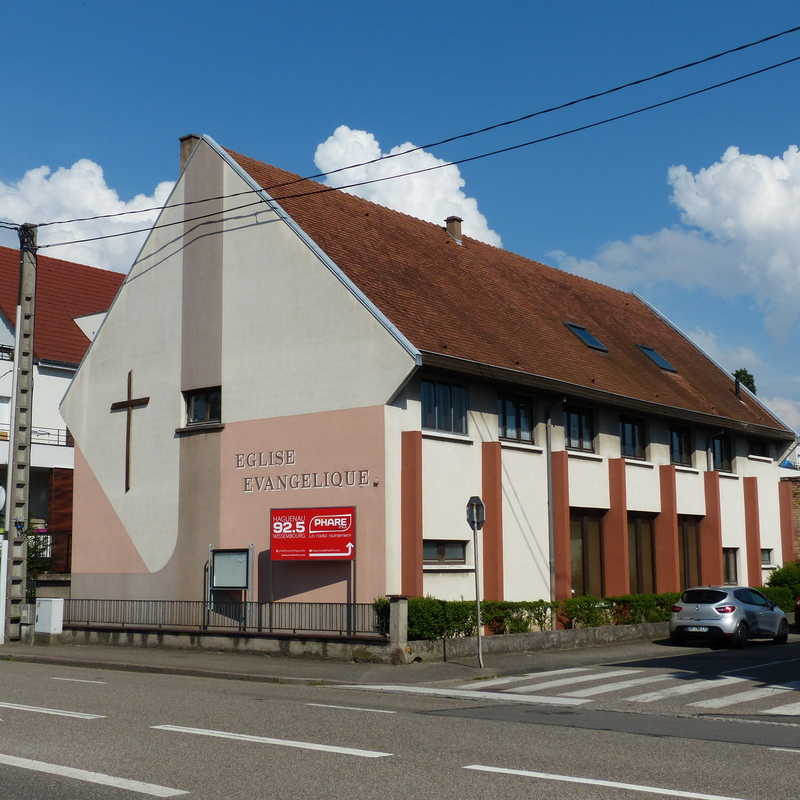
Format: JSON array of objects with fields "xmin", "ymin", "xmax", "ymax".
[{"xmin": 2, "ymin": 0, "xmax": 799, "ymax": 431}]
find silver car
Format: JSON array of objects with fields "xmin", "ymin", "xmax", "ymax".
[{"xmin": 670, "ymin": 586, "xmax": 789, "ymax": 647}]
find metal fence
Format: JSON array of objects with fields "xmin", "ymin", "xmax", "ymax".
[
  {"xmin": 0, "ymin": 422, "xmax": 72, "ymax": 447},
  {"xmin": 63, "ymin": 598, "xmax": 383, "ymax": 637}
]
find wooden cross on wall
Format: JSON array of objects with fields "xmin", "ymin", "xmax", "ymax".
[{"xmin": 110, "ymin": 370, "xmax": 150, "ymax": 493}]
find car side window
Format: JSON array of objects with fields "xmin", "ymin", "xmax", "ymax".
[
  {"xmin": 733, "ymin": 589, "xmax": 750, "ymax": 604},
  {"xmin": 749, "ymin": 590, "xmax": 771, "ymax": 607}
]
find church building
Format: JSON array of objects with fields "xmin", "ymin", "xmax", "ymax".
[{"xmin": 61, "ymin": 134, "xmax": 797, "ymax": 606}]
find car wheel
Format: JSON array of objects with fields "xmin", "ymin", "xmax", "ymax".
[
  {"xmin": 773, "ymin": 619, "xmax": 789, "ymax": 645},
  {"xmin": 670, "ymin": 631, "xmax": 683, "ymax": 644},
  {"xmin": 731, "ymin": 621, "xmax": 749, "ymax": 648}
]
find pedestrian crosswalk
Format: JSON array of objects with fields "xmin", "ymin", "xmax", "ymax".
[{"xmin": 450, "ymin": 666, "xmax": 800, "ymax": 716}]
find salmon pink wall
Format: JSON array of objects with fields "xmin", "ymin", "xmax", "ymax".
[{"xmin": 218, "ymin": 406, "xmax": 386, "ymax": 602}]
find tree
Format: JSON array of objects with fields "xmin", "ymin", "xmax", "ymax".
[{"xmin": 733, "ymin": 368, "xmax": 756, "ymax": 395}]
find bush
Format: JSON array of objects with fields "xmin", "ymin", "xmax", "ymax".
[
  {"xmin": 766, "ymin": 561, "xmax": 800, "ymax": 599},
  {"xmin": 560, "ymin": 596, "xmax": 610, "ymax": 628},
  {"xmin": 761, "ymin": 586, "xmax": 794, "ymax": 612}
]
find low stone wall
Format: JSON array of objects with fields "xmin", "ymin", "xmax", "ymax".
[
  {"xmin": 404, "ymin": 622, "xmax": 671, "ymax": 663},
  {"xmin": 49, "ymin": 626, "xmax": 391, "ymax": 663},
  {"xmin": 40, "ymin": 619, "xmax": 673, "ymax": 663}
]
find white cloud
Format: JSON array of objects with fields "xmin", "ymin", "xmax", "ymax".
[
  {"xmin": 549, "ymin": 145, "xmax": 800, "ymax": 336},
  {"xmin": 761, "ymin": 396, "xmax": 800, "ymax": 435},
  {"xmin": 684, "ymin": 327, "xmax": 762, "ymax": 372},
  {"xmin": 314, "ymin": 125, "xmax": 502, "ymax": 247},
  {"xmin": 0, "ymin": 160, "xmax": 174, "ymax": 272}
]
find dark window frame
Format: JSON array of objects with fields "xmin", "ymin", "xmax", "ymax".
[
  {"xmin": 620, "ymin": 416, "xmax": 647, "ymax": 460},
  {"xmin": 421, "ymin": 379, "xmax": 468, "ymax": 435},
  {"xmin": 638, "ymin": 345, "xmax": 677, "ymax": 372},
  {"xmin": 570, "ymin": 510, "xmax": 604, "ymax": 597},
  {"xmin": 678, "ymin": 516, "xmax": 702, "ymax": 589},
  {"xmin": 628, "ymin": 514, "xmax": 656, "ymax": 594},
  {"xmin": 748, "ymin": 439, "xmax": 770, "ymax": 459},
  {"xmin": 564, "ymin": 322, "xmax": 608, "ymax": 352},
  {"xmin": 184, "ymin": 386, "xmax": 222, "ymax": 425},
  {"xmin": 565, "ymin": 405, "xmax": 595, "ymax": 452},
  {"xmin": 760, "ymin": 548, "xmax": 774, "ymax": 566},
  {"xmin": 422, "ymin": 539, "xmax": 467, "ymax": 565},
  {"xmin": 670, "ymin": 426, "xmax": 693, "ymax": 467},
  {"xmin": 710, "ymin": 431, "xmax": 733, "ymax": 473},
  {"xmin": 723, "ymin": 547, "xmax": 739, "ymax": 584},
  {"xmin": 498, "ymin": 395, "xmax": 535, "ymax": 443}
]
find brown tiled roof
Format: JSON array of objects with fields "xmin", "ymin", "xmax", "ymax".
[
  {"xmin": 0, "ymin": 246, "xmax": 123, "ymax": 365},
  {"xmin": 228, "ymin": 148, "xmax": 791, "ymax": 435}
]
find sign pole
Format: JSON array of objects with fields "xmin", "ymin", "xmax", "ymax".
[{"xmin": 466, "ymin": 496, "xmax": 486, "ymax": 669}]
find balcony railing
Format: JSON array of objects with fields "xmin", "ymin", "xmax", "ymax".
[{"xmin": 0, "ymin": 423, "xmax": 73, "ymax": 447}]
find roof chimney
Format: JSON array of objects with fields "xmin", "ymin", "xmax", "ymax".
[
  {"xmin": 179, "ymin": 134, "xmax": 202, "ymax": 173},
  {"xmin": 445, "ymin": 215, "xmax": 463, "ymax": 245}
]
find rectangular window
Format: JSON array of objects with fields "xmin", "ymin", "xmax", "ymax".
[
  {"xmin": 760, "ymin": 548, "xmax": 774, "ymax": 566},
  {"xmin": 565, "ymin": 322, "xmax": 607, "ymax": 352},
  {"xmin": 678, "ymin": 517, "xmax": 701, "ymax": 589},
  {"xmin": 638, "ymin": 345, "xmax": 677, "ymax": 372},
  {"xmin": 565, "ymin": 406, "xmax": 594, "ymax": 452},
  {"xmin": 723, "ymin": 548, "xmax": 739, "ymax": 584},
  {"xmin": 570, "ymin": 511, "xmax": 603, "ymax": 596},
  {"xmin": 710, "ymin": 432, "xmax": 733, "ymax": 473},
  {"xmin": 620, "ymin": 417, "xmax": 646, "ymax": 460},
  {"xmin": 185, "ymin": 386, "xmax": 221, "ymax": 425},
  {"xmin": 421, "ymin": 380, "xmax": 467, "ymax": 434},
  {"xmin": 423, "ymin": 540, "xmax": 466, "ymax": 564},
  {"xmin": 749, "ymin": 439, "xmax": 770, "ymax": 459},
  {"xmin": 499, "ymin": 397, "xmax": 534, "ymax": 442},
  {"xmin": 628, "ymin": 514, "xmax": 655, "ymax": 594},
  {"xmin": 670, "ymin": 427, "xmax": 692, "ymax": 466}
]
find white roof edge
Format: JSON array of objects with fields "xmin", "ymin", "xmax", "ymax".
[
  {"xmin": 633, "ymin": 292, "xmax": 796, "ymax": 438},
  {"xmin": 202, "ymin": 134, "xmax": 422, "ymax": 366}
]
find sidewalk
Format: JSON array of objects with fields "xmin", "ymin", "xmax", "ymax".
[{"xmin": 0, "ymin": 637, "xmax": 687, "ymax": 686}]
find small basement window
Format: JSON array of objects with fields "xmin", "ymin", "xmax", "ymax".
[
  {"xmin": 185, "ymin": 386, "xmax": 221, "ymax": 425},
  {"xmin": 638, "ymin": 345, "xmax": 676, "ymax": 372},
  {"xmin": 423, "ymin": 540, "xmax": 467, "ymax": 564},
  {"xmin": 565, "ymin": 322, "xmax": 607, "ymax": 352}
]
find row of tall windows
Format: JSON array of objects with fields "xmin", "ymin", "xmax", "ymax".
[
  {"xmin": 569, "ymin": 512, "xmax": 746, "ymax": 596},
  {"xmin": 420, "ymin": 379, "xmax": 769, "ymax": 467}
]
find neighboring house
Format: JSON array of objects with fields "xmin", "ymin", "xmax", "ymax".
[
  {"xmin": 0, "ymin": 246, "xmax": 123, "ymax": 586},
  {"xmin": 61, "ymin": 134, "xmax": 796, "ymax": 607}
]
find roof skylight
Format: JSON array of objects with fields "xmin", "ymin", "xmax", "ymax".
[
  {"xmin": 638, "ymin": 345, "xmax": 676, "ymax": 372},
  {"xmin": 565, "ymin": 322, "xmax": 607, "ymax": 352}
]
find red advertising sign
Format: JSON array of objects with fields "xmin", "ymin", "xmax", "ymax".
[{"xmin": 270, "ymin": 506, "xmax": 356, "ymax": 561}]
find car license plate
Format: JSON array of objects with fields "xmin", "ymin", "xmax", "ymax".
[{"xmin": 686, "ymin": 626, "xmax": 708, "ymax": 632}]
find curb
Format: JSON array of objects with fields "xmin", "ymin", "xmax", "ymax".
[{"xmin": 0, "ymin": 652, "xmax": 349, "ymax": 686}]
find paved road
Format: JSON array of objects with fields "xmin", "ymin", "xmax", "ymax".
[{"xmin": 1, "ymin": 639, "xmax": 799, "ymax": 799}]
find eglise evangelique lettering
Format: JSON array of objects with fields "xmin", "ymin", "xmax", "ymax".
[{"xmin": 234, "ymin": 449, "xmax": 369, "ymax": 493}]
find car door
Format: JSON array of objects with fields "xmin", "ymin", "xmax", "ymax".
[
  {"xmin": 749, "ymin": 589, "xmax": 779, "ymax": 635},
  {"xmin": 734, "ymin": 589, "xmax": 760, "ymax": 632}
]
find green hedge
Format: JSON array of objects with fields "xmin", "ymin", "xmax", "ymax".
[
  {"xmin": 761, "ymin": 586, "xmax": 794, "ymax": 612},
  {"xmin": 375, "ymin": 593, "xmax": 683, "ymax": 641},
  {"xmin": 766, "ymin": 561, "xmax": 800, "ymax": 601}
]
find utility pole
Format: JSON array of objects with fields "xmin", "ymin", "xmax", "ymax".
[{"xmin": 4, "ymin": 223, "xmax": 37, "ymax": 641}]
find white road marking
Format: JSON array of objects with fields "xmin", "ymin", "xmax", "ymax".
[
  {"xmin": 306, "ymin": 703, "xmax": 396, "ymax": 714},
  {"xmin": 0, "ymin": 753, "xmax": 187, "ymax": 797},
  {"xmin": 563, "ymin": 674, "xmax": 677, "ymax": 698},
  {"xmin": 459, "ymin": 667, "xmax": 591, "ymax": 690},
  {"xmin": 689, "ymin": 681, "xmax": 800, "ymax": 709},
  {"xmin": 51, "ymin": 677, "xmax": 107, "ymax": 685},
  {"xmin": 759, "ymin": 700, "xmax": 800, "ymax": 716},
  {"xmin": 725, "ymin": 657, "xmax": 800, "ymax": 675},
  {"xmin": 152, "ymin": 724, "xmax": 392, "ymax": 758},
  {"xmin": 0, "ymin": 701, "xmax": 104, "ymax": 719},
  {"xmin": 463, "ymin": 764, "xmax": 750, "ymax": 800},
  {"xmin": 770, "ymin": 747, "xmax": 800, "ymax": 753},
  {"xmin": 627, "ymin": 677, "xmax": 746, "ymax": 703},
  {"xmin": 341, "ymin": 684, "xmax": 588, "ymax": 706},
  {"xmin": 506, "ymin": 668, "xmax": 639, "ymax": 694}
]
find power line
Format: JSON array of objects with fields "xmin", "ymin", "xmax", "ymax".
[
  {"xmin": 37, "ymin": 52, "xmax": 800, "ymax": 252},
  {"xmin": 35, "ymin": 24, "xmax": 800, "ymax": 230}
]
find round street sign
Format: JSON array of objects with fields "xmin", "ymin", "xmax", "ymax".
[{"xmin": 466, "ymin": 495, "xmax": 485, "ymax": 530}]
